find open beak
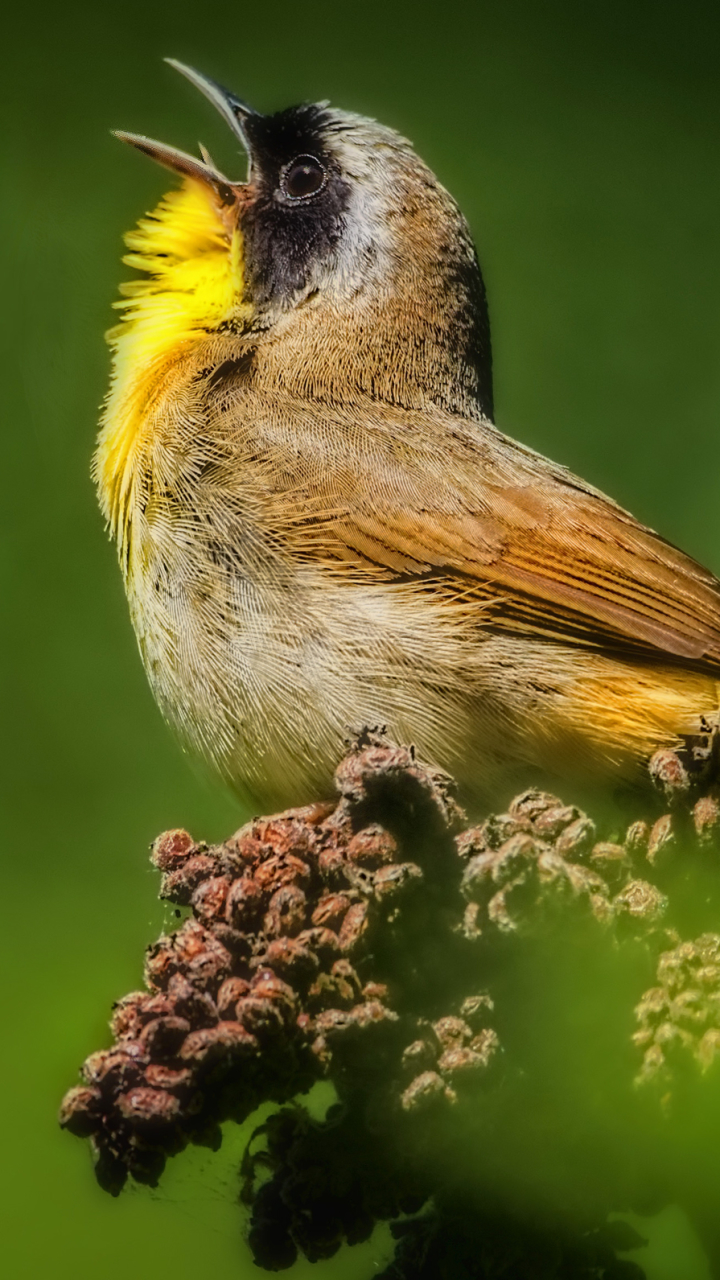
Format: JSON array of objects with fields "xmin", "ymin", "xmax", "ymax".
[{"xmin": 113, "ymin": 60, "xmax": 257, "ymax": 206}]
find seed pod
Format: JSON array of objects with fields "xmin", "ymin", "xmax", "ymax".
[
  {"xmin": 647, "ymin": 815, "xmax": 676, "ymax": 867},
  {"xmin": 463, "ymin": 835, "xmax": 540, "ymax": 901},
  {"xmin": 311, "ymin": 893, "xmax": 353, "ymax": 930},
  {"xmin": 144, "ymin": 919, "xmax": 232, "ymax": 993},
  {"xmin": 221, "ymin": 829, "xmax": 267, "ymax": 875},
  {"xmin": 251, "ymin": 972, "xmax": 298, "ymax": 1022},
  {"xmin": 455, "ymin": 826, "xmax": 489, "ymax": 859},
  {"xmin": 82, "ymin": 1042, "xmax": 148, "ymax": 1093},
  {"xmin": 312, "ymin": 1007, "xmax": 354, "ymax": 1038},
  {"xmin": 694, "ymin": 795, "xmax": 720, "ymax": 846},
  {"xmin": 334, "ymin": 742, "xmax": 398, "ymax": 804},
  {"xmin": 59, "ymin": 1086, "xmax": 103, "ymax": 1137},
  {"xmin": 140, "ymin": 1016, "xmax": 192, "ymax": 1060},
  {"xmin": 225, "ymin": 876, "xmax": 266, "ymax": 929},
  {"xmin": 110, "ymin": 991, "xmax": 155, "ymax": 1040},
  {"xmin": 346, "ymin": 825, "xmax": 398, "ymax": 869},
  {"xmin": 507, "ymin": 789, "xmax": 563, "ymax": 823},
  {"xmin": 437, "ymin": 1046, "xmax": 490, "ymax": 1080},
  {"xmin": 308, "ymin": 971, "xmax": 356, "ymax": 1012},
  {"xmin": 533, "ymin": 805, "xmax": 580, "ymax": 839},
  {"xmin": 672, "ymin": 988, "xmax": 708, "ymax": 1026},
  {"xmin": 236, "ymin": 997, "xmax": 286, "ymax": 1040},
  {"xmin": 649, "ymin": 749, "xmax": 691, "ymax": 804},
  {"xmin": 92, "ymin": 1141, "xmax": 129, "ymax": 1196},
  {"xmin": 343, "ymin": 1000, "xmax": 398, "ymax": 1032},
  {"xmin": 632, "ymin": 1026, "xmax": 656, "ymax": 1050},
  {"xmin": 556, "ymin": 816, "xmax": 597, "ymax": 859},
  {"xmin": 625, "ymin": 821, "xmax": 650, "ymax": 858},
  {"xmin": 254, "ymin": 854, "xmax": 311, "ymax": 894},
  {"xmin": 116, "ymin": 1086, "xmax": 181, "ymax": 1132},
  {"xmin": 614, "ymin": 879, "xmax": 668, "ymax": 925},
  {"xmin": 180, "ymin": 1020, "xmax": 258, "ymax": 1067},
  {"xmin": 655, "ymin": 1020, "xmax": 694, "ymax": 1050},
  {"xmin": 210, "ymin": 924, "xmax": 254, "ymax": 960},
  {"xmin": 191, "ymin": 874, "xmax": 231, "ymax": 923},
  {"xmin": 432, "ymin": 1017, "xmax": 472, "ymax": 1049},
  {"xmin": 401, "ymin": 1070, "xmax": 448, "ymax": 1112},
  {"xmin": 264, "ymin": 884, "xmax": 308, "ymax": 938},
  {"xmin": 329, "ymin": 1004, "xmax": 385, "ymax": 1045},
  {"xmin": 460, "ymin": 994, "xmax": 494, "ymax": 1025},
  {"xmin": 589, "ymin": 842, "xmax": 630, "ymax": 886},
  {"xmin": 144, "ymin": 937, "xmax": 179, "ymax": 991},
  {"xmin": 167, "ymin": 974, "xmax": 218, "ymax": 1027},
  {"xmin": 160, "ymin": 855, "xmax": 219, "ymax": 905},
  {"xmin": 255, "ymin": 815, "xmax": 315, "ymax": 857},
  {"xmin": 151, "ymin": 829, "xmax": 200, "ymax": 872},
  {"xmin": 317, "ymin": 847, "xmax": 348, "ymax": 886},
  {"xmin": 330, "ymin": 959, "xmax": 361, "ymax": 991},
  {"xmin": 217, "ymin": 976, "xmax": 252, "ymax": 1017},
  {"xmin": 295, "ymin": 927, "xmax": 341, "ymax": 961},
  {"xmin": 338, "ymin": 902, "xmax": 370, "ymax": 953},
  {"xmin": 361, "ymin": 981, "xmax": 389, "ymax": 1002},
  {"xmin": 469, "ymin": 1027, "xmax": 500, "ymax": 1065},
  {"xmin": 486, "ymin": 890, "xmax": 514, "ymax": 933},
  {"xmin": 173, "ymin": 920, "xmax": 233, "ymax": 992},
  {"xmin": 303, "ymin": 800, "xmax": 337, "ymax": 825},
  {"xmin": 462, "ymin": 853, "xmax": 505, "ymax": 903},
  {"xmin": 71, "ymin": 732, "xmax": 718, "ymax": 1222},
  {"xmin": 459, "ymin": 814, "xmax": 533, "ymax": 858},
  {"xmin": 373, "ymin": 862, "xmax": 424, "ymax": 900},
  {"xmin": 144, "ymin": 1063, "xmax": 193, "ymax": 1092},
  {"xmin": 142, "ymin": 992, "xmax": 177, "ymax": 1020},
  {"xmin": 263, "ymin": 937, "xmax": 320, "ymax": 984}
]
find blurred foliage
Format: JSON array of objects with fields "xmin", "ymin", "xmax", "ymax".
[{"xmin": 2, "ymin": 0, "xmax": 720, "ymax": 1275}]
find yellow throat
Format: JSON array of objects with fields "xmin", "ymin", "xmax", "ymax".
[{"xmin": 94, "ymin": 177, "xmax": 247, "ymax": 549}]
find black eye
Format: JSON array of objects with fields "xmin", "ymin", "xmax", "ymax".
[{"xmin": 281, "ymin": 154, "xmax": 327, "ymax": 200}]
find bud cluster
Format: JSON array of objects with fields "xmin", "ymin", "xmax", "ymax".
[
  {"xmin": 60, "ymin": 737, "xmax": 497, "ymax": 1197},
  {"xmin": 242, "ymin": 1100, "xmax": 646, "ymax": 1279},
  {"xmin": 634, "ymin": 932, "xmax": 720, "ymax": 1085},
  {"xmin": 458, "ymin": 788, "xmax": 668, "ymax": 937},
  {"xmin": 60, "ymin": 738, "xmax": 720, "ymax": 1275}
]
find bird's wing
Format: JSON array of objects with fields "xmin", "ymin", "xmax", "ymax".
[{"xmin": 253, "ymin": 402, "xmax": 720, "ymax": 671}]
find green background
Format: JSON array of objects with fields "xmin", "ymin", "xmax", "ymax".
[{"xmin": 3, "ymin": 0, "xmax": 720, "ymax": 1275}]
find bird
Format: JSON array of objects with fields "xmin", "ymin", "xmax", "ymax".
[{"xmin": 94, "ymin": 59, "xmax": 720, "ymax": 814}]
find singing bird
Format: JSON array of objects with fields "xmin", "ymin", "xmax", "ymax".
[{"xmin": 95, "ymin": 61, "xmax": 720, "ymax": 812}]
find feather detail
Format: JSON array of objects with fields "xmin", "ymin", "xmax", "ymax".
[{"xmin": 93, "ymin": 178, "xmax": 250, "ymax": 554}]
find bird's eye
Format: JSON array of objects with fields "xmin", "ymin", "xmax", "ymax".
[{"xmin": 281, "ymin": 155, "xmax": 327, "ymax": 200}]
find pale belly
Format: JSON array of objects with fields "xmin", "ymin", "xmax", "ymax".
[{"xmin": 125, "ymin": 530, "xmax": 719, "ymax": 813}]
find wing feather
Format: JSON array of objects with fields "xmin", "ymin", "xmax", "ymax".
[{"xmin": 223, "ymin": 393, "xmax": 720, "ymax": 670}]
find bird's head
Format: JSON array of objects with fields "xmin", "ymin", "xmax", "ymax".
[
  {"xmin": 113, "ymin": 61, "xmax": 492, "ymax": 417},
  {"xmin": 97, "ymin": 63, "xmax": 493, "ymax": 543}
]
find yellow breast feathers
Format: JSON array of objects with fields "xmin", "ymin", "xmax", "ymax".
[{"xmin": 94, "ymin": 178, "xmax": 246, "ymax": 546}]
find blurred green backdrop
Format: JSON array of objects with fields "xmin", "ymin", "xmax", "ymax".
[{"xmin": 2, "ymin": 0, "xmax": 720, "ymax": 1275}]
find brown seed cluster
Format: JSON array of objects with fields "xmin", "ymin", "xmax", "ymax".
[
  {"xmin": 458, "ymin": 788, "xmax": 668, "ymax": 937},
  {"xmin": 61, "ymin": 738, "xmax": 720, "ymax": 1276},
  {"xmin": 634, "ymin": 933, "xmax": 720, "ymax": 1085},
  {"xmin": 241, "ymin": 1100, "xmax": 647, "ymax": 1278},
  {"xmin": 60, "ymin": 736, "xmax": 497, "ymax": 1196},
  {"xmin": 243, "ymin": 1102, "xmax": 430, "ymax": 1270}
]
